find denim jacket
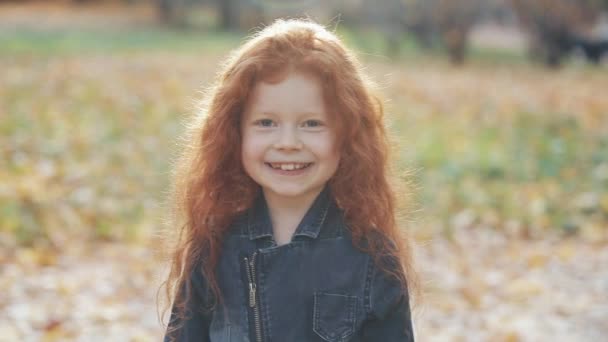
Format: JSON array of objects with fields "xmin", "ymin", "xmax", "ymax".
[{"xmin": 164, "ymin": 186, "xmax": 415, "ymax": 341}]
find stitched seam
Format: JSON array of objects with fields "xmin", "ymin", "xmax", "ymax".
[
  {"xmin": 336, "ymin": 295, "xmax": 357, "ymax": 340},
  {"xmin": 314, "ymin": 292, "xmax": 333, "ymax": 341},
  {"xmin": 247, "ymin": 207, "xmax": 255, "ymax": 239},
  {"xmin": 313, "ymin": 293, "xmax": 321, "ymax": 337},
  {"xmin": 318, "ymin": 200, "xmax": 330, "ymax": 228},
  {"xmin": 350, "ymin": 296, "xmax": 356, "ymax": 337},
  {"xmin": 364, "ymin": 256, "xmax": 374, "ymax": 316},
  {"xmin": 311, "ymin": 200, "xmax": 331, "ymax": 239}
]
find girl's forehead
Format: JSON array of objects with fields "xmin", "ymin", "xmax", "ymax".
[{"xmin": 246, "ymin": 72, "xmax": 327, "ymax": 114}]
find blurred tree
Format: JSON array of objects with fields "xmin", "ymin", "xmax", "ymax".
[
  {"xmin": 71, "ymin": 0, "xmax": 140, "ymax": 3},
  {"xmin": 436, "ymin": 0, "xmax": 483, "ymax": 64},
  {"xmin": 404, "ymin": 0, "xmax": 484, "ymax": 64},
  {"xmin": 509, "ymin": 0, "xmax": 607, "ymax": 67},
  {"xmin": 157, "ymin": 0, "xmax": 187, "ymax": 25},
  {"xmin": 154, "ymin": 0, "xmax": 265, "ymax": 31},
  {"xmin": 218, "ymin": 0, "xmax": 239, "ymax": 30},
  {"xmin": 236, "ymin": 0, "xmax": 265, "ymax": 31}
]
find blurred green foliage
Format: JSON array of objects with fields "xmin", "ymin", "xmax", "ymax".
[{"xmin": 0, "ymin": 28, "xmax": 241, "ymax": 55}]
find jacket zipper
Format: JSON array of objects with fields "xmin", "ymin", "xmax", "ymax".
[{"xmin": 244, "ymin": 252, "xmax": 262, "ymax": 342}]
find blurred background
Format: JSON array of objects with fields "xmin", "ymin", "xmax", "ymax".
[{"xmin": 0, "ymin": 0, "xmax": 607, "ymax": 341}]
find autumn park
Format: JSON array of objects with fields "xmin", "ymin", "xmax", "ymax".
[{"xmin": 1, "ymin": 0, "xmax": 607, "ymax": 341}]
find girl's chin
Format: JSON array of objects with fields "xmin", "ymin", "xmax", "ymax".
[
  {"xmin": 264, "ymin": 187, "xmax": 308, "ymax": 198},
  {"xmin": 261, "ymin": 183, "xmax": 327, "ymax": 200}
]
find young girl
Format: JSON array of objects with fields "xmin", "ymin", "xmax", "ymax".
[{"xmin": 160, "ymin": 18, "xmax": 419, "ymax": 342}]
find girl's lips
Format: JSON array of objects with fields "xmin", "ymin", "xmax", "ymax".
[{"xmin": 264, "ymin": 162, "xmax": 313, "ymax": 169}]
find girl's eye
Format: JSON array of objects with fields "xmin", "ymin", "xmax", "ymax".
[
  {"xmin": 255, "ymin": 119, "xmax": 275, "ymax": 127},
  {"xmin": 303, "ymin": 120, "xmax": 323, "ymax": 128}
]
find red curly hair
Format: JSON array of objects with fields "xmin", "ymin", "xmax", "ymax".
[{"xmin": 158, "ymin": 18, "xmax": 420, "ymax": 336}]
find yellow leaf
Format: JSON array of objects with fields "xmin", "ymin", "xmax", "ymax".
[
  {"xmin": 500, "ymin": 331, "xmax": 521, "ymax": 342},
  {"xmin": 41, "ymin": 320, "xmax": 68, "ymax": 342},
  {"xmin": 557, "ymin": 243, "xmax": 576, "ymax": 262},
  {"xmin": 15, "ymin": 247, "xmax": 58, "ymax": 267},
  {"xmin": 581, "ymin": 223, "xmax": 606, "ymax": 244},
  {"xmin": 16, "ymin": 248, "xmax": 38, "ymax": 267},
  {"xmin": 526, "ymin": 253, "xmax": 548, "ymax": 268},
  {"xmin": 36, "ymin": 248, "xmax": 58, "ymax": 267},
  {"xmin": 505, "ymin": 278, "xmax": 544, "ymax": 301},
  {"xmin": 460, "ymin": 285, "xmax": 482, "ymax": 309}
]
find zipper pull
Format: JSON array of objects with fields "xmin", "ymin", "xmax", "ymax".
[{"xmin": 249, "ymin": 282, "xmax": 256, "ymax": 307}]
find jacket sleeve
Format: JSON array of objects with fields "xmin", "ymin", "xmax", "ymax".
[
  {"xmin": 163, "ymin": 267, "xmax": 212, "ymax": 342},
  {"xmin": 360, "ymin": 258, "xmax": 415, "ymax": 341}
]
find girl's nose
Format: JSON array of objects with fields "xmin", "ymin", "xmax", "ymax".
[{"xmin": 273, "ymin": 127, "xmax": 303, "ymax": 150}]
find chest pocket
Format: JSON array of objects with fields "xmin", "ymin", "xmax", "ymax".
[{"xmin": 313, "ymin": 292, "xmax": 358, "ymax": 342}]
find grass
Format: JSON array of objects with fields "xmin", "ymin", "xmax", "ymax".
[{"xmin": 0, "ymin": 26, "xmax": 242, "ymax": 56}]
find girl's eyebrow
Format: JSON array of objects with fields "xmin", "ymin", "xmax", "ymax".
[
  {"xmin": 254, "ymin": 111, "xmax": 278, "ymax": 117},
  {"xmin": 246, "ymin": 111, "xmax": 278, "ymax": 120},
  {"xmin": 298, "ymin": 111, "xmax": 325, "ymax": 117}
]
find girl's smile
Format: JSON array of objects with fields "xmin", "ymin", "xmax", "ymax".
[{"xmin": 266, "ymin": 162, "xmax": 312, "ymax": 170}]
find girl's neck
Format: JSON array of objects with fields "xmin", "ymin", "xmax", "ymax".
[{"xmin": 263, "ymin": 188, "xmax": 322, "ymax": 246}]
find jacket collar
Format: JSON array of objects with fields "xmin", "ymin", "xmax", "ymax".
[{"xmin": 247, "ymin": 185, "xmax": 332, "ymax": 241}]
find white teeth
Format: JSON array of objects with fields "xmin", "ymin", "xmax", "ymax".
[{"xmin": 269, "ymin": 163, "xmax": 310, "ymax": 170}]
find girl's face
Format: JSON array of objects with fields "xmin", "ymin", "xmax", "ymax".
[{"xmin": 241, "ymin": 71, "xmax": 340, "ymax": 204}]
